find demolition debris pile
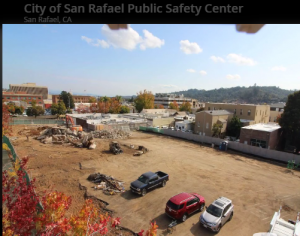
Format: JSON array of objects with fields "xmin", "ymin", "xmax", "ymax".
[
  {"xmin": 91, "ymin": 129, "xmax": 131, "ymax": 139},
  {"xmin": 34, "ymin": 126, "xmax": 96, "ymax": 149},
  {"xmin": 87, "ymin": 173, "xmax": 125, "ymax": 195}
]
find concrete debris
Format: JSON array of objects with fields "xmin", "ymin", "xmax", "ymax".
[
  {"xmin": 33, "ymin": 127, "xmax": 96, "ymax": 149},
  {"xmin": 87, "ymin": 172, "xmax": 125, "ymax": 195},
  {"xmin": 91, "ymin": 129, "xmax": 131, "ymax": 139}
]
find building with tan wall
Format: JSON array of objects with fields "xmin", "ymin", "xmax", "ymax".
[
  {"xmin": 239, "ymin": 123, "xmax": 281, "ymax": 150},
  {"xmin": 194, "ymin": 110, "xmax": 233, "ymax": 137},
  {"xmin": 269, "ymin": 103, "xmax": 285, "ymax": 123},
  {"xmin": 9, "ymin": 83, "xmax": 48, "ymax": 99},
  {"xmin": 204, "ymin": 103, "xmax": 270, "ymax": 125},
  {"xmin": 3, "ymin": 92, "xmax": 44, "ymax": 108},
  {"xmin": 52, "ymin": 95, "xmax": 94, "ymax": 104}
]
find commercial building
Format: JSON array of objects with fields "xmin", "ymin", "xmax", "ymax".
[
  {"xmin": 239, "ymin": 123, "xmax": 281, "ymax": 150},
  {"xmin": 194, "ymin": 110, "xmax": 233, "ymax": 137},
  {"xmin": 269, "ymin": 103, "xmax": 285, "ymax": 123},
  {"xmin": 2, "ymin": 92, "xmax": 44, "ymax": 108},
  {"xmin": 52, "ymin": 95, "xmax": 94, "ymax": 104},
  {"xmin": 154, "ymin": 93, "xmax": 202, "ymax": 109},
  {"xmin": 204, "ymin": 103, "xmax": 270, "ymax": 125},
  {"xmin": 9, "ymin": 83, "xmax": 48, "ymax": 99}
]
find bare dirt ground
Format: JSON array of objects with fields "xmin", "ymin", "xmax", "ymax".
[{"xmin": 10, "ymin": 125, "xmax": 300, "ymax": 236}]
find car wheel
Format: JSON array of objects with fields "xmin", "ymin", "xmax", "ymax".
[
  {"xmin": 199, "ymin": 203, "xmax": 205, "ymax": 212},
  {"xmin": 161, "ymin": 180, "xmax": 166, "ymax": 187},
  {"xmin": 229, "ymin": 212, "xmax": 233, "ymax": 221},
  {"xmin": 216, "ymin": 224, "xmax": 222, "ymax": 233},
  {"xmin": 182, "ymin": 214, "xmax": 188, "ymax": 222},
  {"xmin": 141, "ymin": 189, "xmax": 147, "ymax": 196}
]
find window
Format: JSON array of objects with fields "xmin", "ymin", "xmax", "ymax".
[
  {"xmin": 167, "ymin": 201, "xmax": 184, "ymax": 210},
  {"xmin": 206, "ymin": 123, "xmax": 209, "ymax": 129},
  {"xmin": 7, "ymin": 97, "xmax": 10, "ymax": 99},
  {"xmin": 208, "ymin": 107, "xmax": 210, "ymax": 110},
  {"xmin": 33, "ymin": 97, "xmax": 36, "ymax": 100},
  {"xmin": 224, "ymin": 203, "xmax": 231, "ymax": 215},
  {"xmin": 150, "ymin": 176, "xmax": 158, "ymax": 182},
  {"xmin": 219, "ymin": 108, "xmax": 222, "ymax": 110},
  {"xmin": 260, "ymin": 110, "xmax": 261, "ymax": 115},
  {"xmin": 240, "ymin": 109, "xmax": 243, "ymax": 115},
  {"xmin": 197, "ymin": 122, "xmax": 200, "ymax": 127},
  {"xmin": 187, "ymin": 198, "xmax": 198, "ymax": 206},
  {"xmin": 28, "ymin": 97, "xmax": 31, "ymax": 99},
  {"xmin": 234, "ymin": 109, "xmax": 236, "ymax": 114},
  {"xmin": 250, "ymin": 139, "xmax": 267, "ymax": 148},
  {"xmin": 39, "ymin": 102, "xmax": 42, "ymax": 104},
  {"xmin": 38, "ymin": 97, "xmax": 41, "ymax": 99},
  {"xmin": 248, "ymin": 110, "xmax": 251, "ymax": 116}
]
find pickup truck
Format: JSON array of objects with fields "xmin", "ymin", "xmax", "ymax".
[{"xmin": 130, "ymin": 171, "xmax": 169, "ymax": 196}]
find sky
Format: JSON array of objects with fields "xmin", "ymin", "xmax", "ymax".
[{"xmin": 3, "ymin": 24, "xmax": 300, "ymax": 96}]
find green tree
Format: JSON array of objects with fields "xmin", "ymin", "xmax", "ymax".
[
  {"xmin": 226, "ymin": 115, "xmax": 242, "ymax": 138},
  {"xmin": 59, "ymin": 91, "xmax": 74, "ymax": 109},
  {"xmin": 51, "ymin": 101, "xmax": 66, "ymax": 115},
  {"xmin": 32, "ymin": 106, "xmax": 45, "ymax": 118},
  {"xmin": 134, "ymin": 89, "xmax": 155, "ymax": 112},
  {"xmin": 120, "ymin": 105, "xmax": 130, "ymax": 114},
  {"xmin": 212, "ymin": 123, "xmax": 223, "ymax": 137},
  {"xmin": 14, "ymin": 106, "xmax": 25, "ymax": 114},
  {"xmin": 279, "ymin": 90, "xmax": 300, "ymax": 152},
  {"xmin": 88, "ymin": 97, "xmax": 97, "ymax": 103},
  {"xmin": 115, "ymin": 95, "xmax": 123, "ymax": 103},
  {"xmin": 179, "ymin": 101, "xmax": 192, "ymax": 112},
  {"xmin": 169, "ymin": 101, "xmax": 179, "ymax": 110}
]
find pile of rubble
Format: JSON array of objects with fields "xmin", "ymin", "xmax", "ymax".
[
  {"xmin": 91, "ymin": 129, "xmax": 131, "ymax": 139},
  {"xmin": 87, "ymin": 172, "xmax": 125, "ymax": 195},
  {"xmin": 35, "ymin": 127, "xmax": 96, "ymax": 149}
]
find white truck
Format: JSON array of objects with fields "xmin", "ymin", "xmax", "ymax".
[{"xmin": 253, "ymin": 207, "xmax": 300, "ymax": 236}]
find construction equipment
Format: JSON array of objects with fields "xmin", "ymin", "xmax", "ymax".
[
  {"xmin": 66, "ymin": 115, "xmax": 83, "ymax": 132},
  {"xmin": 109, "ymin": 141, "xmax": 123, "ymax": 155}
]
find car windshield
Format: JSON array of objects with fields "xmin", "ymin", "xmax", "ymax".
[
  {"xmin": 138, "ymin": 175, "xmax": 149, "ymax": 184},
  {"xmin": 167, "ymin": 200, "xmax": 183, "ymax": 210},
  {"xmin": 206, "ymin": 204, "xmax": 223, "ymax": 217}
]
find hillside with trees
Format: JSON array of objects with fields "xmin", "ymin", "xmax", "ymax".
[{"xmin": 173, "ymin": 85, "xmax": 294, "ymax": 104}]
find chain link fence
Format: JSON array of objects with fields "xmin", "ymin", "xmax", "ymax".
[{"xmin": 11, "ymin": 119, "xmax": 64, "ymax": 125}]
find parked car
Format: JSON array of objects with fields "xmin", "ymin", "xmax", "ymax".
[
  {"xmin": 23, "ymin": 114, "xmax": 28, "ymax": 117},
  {"xmin": 130, "ymin": 171, "xmax": 169, "ymax": 196},
  {"xmin": 165, "ymin": 192, "xmax": 205, "ymax": 222},
  {"xmin": 200, "ymin": 196, "xmax": 234, "ymax": 233},
  {"xmin": 161, "ymin": 126, "xmax": 168, "ymax": 129}
]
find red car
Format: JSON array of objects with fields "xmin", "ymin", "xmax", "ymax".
[{"xmin": 165, "ymin": 192, "xmax": 205, "ymax": 222}]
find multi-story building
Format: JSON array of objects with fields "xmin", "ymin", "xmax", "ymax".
[
  {"xmin": 194, "ymin": 110, "xmax": 233, "ymax": 137},
  {"xmin": 52, "ymin": 95, "xmax": 94, "ymax": 104},
  {"xmin": 269, "ymin": 103, "xmax": 285, "ymax": 123},
  {"xmin": 204, "ymin": 103, "xmax": 270, "ymax": 125},
  {"xmin": 154, "ymin": 93, "xmax": 202, "ymax": 109},
  {"xmin": 2, "ymin": 91, "xmax": 44, "ymax": 107},
  {"xmin": 9, "ymin": 83, "xmax": 48, "ymax": 99}
]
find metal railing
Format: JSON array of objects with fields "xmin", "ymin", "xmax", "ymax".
[{"xmin": 2, "ymin": 135, "xmax": 44, "ymax": 211}]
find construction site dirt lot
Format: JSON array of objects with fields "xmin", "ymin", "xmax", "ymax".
[{"xmin": 11, "ymin": 125, "xmax": 300, "ymax": 236}]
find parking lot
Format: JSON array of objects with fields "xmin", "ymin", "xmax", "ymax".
[{"xmin": 11, "ymin": 126, "xmax": 300, "ymax": 236}]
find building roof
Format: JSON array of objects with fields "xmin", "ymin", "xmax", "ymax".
[
  {"xmin": 202, "ymin": 110, "xmax": 233, "ymax": 116},
  {"xmin": 270, "ymin": 102, "xmax": 285, "ymax": 109},
  {"xmin": 9, "ymin": 83, "xmax": 48, "ymax": 88},
  {"xmin": 205, "ymin": 102, "xmax": 269, "ymax": 107},
  {"xmin": 141, "ymin": 109, "xmax": 177, "ymax": 114},
  {"xmin": 169, "ymin": 192, "xmax": 195, "ymax": 205},
  {"xmin": 242, "ymin": 123, "xmax": 281, "ymax": 132},
  {"xmin": 240, "ymin": 119, "xmax": 255, "ymax": 123}
]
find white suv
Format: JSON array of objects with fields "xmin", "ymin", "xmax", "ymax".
[{"xmin": 200, "ymin": 196, "xmax": 234, "ymax": 233}]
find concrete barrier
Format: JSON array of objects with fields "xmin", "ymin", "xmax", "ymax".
[{"xmin": 160, "ymin": 129, "xmax": 300, "ymax": 164}]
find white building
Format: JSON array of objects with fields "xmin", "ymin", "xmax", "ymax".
[{"xmin": 175, "ymin": 120, "xmax": 193, "ymax": 131}]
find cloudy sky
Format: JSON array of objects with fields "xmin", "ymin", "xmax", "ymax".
[{"xmin": 3, "ymin": 24, "xmax": 300, "ymax": 96}]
